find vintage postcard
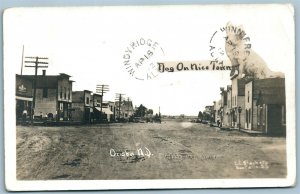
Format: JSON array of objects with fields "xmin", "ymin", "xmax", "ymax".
[{"xmin": 4, "ymin": 4, "xmax": 295, "ymax": 191}]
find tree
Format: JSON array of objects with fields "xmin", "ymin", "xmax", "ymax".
[
  {"xmin": 198, "ymin": 111, "xmax": 203, "ymax": 120},
  {"xmin": 147, "ymin": 109, "xmax": 153, "ymax": 115},
  {"xmin": 134, "ymin": 104, "xmax": 147, "ymax": 117}
]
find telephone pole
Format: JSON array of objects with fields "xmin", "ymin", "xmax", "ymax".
[
  {"xmin": 127, "ymin": 97, "xmax": 131, "ymax": 119},
  {"xmin": 115, "ymin": 93, "xmax": 125, "ymax": 121},
  {"xmin": 24, "ymin": 56, "xmax": 49, "ymax": 124},
  {"xmin": 20, "ymin": 45, "xmax": 24, "ymax": 76},
  {"xmin": 96, "ymin": 84, "xmax": 109, "ymax": 122}
]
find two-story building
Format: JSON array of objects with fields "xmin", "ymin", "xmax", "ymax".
[
  {"xmin": 72, "ymin": 90, "xmax": 93, "ymax": 123},
  {"xmin": 91, "ymin": 93, "xmax": 102, "ymax": 122},
  {"xmin": 20, "ymin": 71, "xmax": 74, "ymax": 121},
  {"xmin": 115, "ymin": 100, "xmax": 134, "ymax": 120},
  {"xmin": 230, "ymin": 72, "xmax": 246, "ymax": 129}
]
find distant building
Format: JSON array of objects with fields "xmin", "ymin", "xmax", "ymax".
[
  {"xmin": 203, "ymin": 105, "xmax": 213, "ymax": 121},
  {"xmin": 101, "ymin": 101, "xmax": 115, "ymax": 122},
  {"xmin": 115, "ymin": 100, "xmax": 134, "ymax": 120},
  {"xmin": 91, "ymin": 93, "xmax": 102, "ymax": 122},
  {"xmin": 20, "ymin": 71, "xmax": 74, "ymax": 121},
  {"xmin": 72, "ymin": 90, "xmax": 92, "ymax": 123},
  {"xmin": 219, "ymin": 87, "xmax": 228, "ymax": 127},
  {"xmin": 245, "ymin": 78, "xmax": 286, "ymax": 135},
  {"xmin": 213, "ymin": 100, "xmax": 221, "ymax": 124},
  {"xmin": 230, "ymin": 74, "xmax": 246, "ymax": 129},
  {"xmin": 225, "ymin": 85, "xmax": 232, "ymax": 126}
]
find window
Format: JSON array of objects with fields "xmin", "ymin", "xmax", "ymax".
[
  {"xmin": 43, "ymin": 88, "xmax": 48, "ymax": 98},
  {"xmin": 248, "ymin": 91, "xmax": 250, "ymax": 102},
  {"xmin": 60, "ymin": 86, "xmax": 63, "ymax": 99},
  {"xmin": 86, "ymin": 97, "xmax": 90, "ymax": 105},
  {"xmin": 68, "ymin": 89, "xmax": 70, "ymax": 100},
  {"xmin": 64, "ymin": 87, "xmax": 67, "ymax": 99},
  {"xmin": 249, "ymin": 109, "xmax": 251, "ymax": 123}
]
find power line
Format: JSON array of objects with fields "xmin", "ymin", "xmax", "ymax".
[
  {"xmin": 115, "ymin": 93, "xmax": 125, "ymax": 120},
  {"xmin": 96, "ymin": 84, "xmax": 109, "ymax": 122},
  {"xmin": 24, "ymin": 56, "xmax": 49, "ymax": 124}
]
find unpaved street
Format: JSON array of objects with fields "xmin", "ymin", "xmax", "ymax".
[{"xmin": 16, "ymin": 120, "xmax": 286, "ymax": 180}]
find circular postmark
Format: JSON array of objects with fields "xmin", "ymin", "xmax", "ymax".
[
  {"xmin": 122, "ymin": 38, "xmax": 165, "ymax": 80},
  {"xmin": 209, "ymin": 23, "xmax": 252, "ymax": 73}
]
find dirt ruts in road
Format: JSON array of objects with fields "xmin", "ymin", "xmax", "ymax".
[{"xmin": 16, "ymin": 121, "xmax": 286, "ymax": 180}]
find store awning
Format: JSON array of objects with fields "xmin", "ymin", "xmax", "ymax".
[
  {"xmin": 16, "ymin": 96, "xmax": 33, "ymax": 101},
  {"xmin": 94, "ymin": 107, "xmax": 113, "ymax": 115}
]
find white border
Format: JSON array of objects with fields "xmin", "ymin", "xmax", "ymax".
[{"xmin": 4, "ymin": 4, "xmax": 296, "ymax": 191}]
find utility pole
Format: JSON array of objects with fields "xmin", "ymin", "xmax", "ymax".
[
  {"xmin": 127, "ymin": 97, "xmax": 130, "ymax": 118},
  {"xmin": 159, "ymin": 106, "xmax": 160, "ymax": 115},
  {"xmin": 115, "ymin": 93, "xmax": 125, "ymax": 121},
  {"xmin": 24, "ymin": 56, "xmax": 49, "ymax": 124},
  {"xmin": 159, "ymin": 106, "xmax": 161, "ymax": 123},
  {"xmin": 20, "ymin": 45, "xmax": 24, "ymax": 76},
  {"xmin": 96, "ymin": 84, "xmax": 109, "ymax": 122}
]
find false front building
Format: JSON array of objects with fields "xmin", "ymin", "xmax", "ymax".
[
  {"xmin": 244, "ymin": 78, "xmax": 286, "ymax": 135},
  {"xmin": 19, "ymin": 71, "xmax": 74, "ymax": 121}
]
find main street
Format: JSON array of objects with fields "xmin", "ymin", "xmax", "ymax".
[{"xmin": 16, "ymin": 119, "xmax": 286, "ymax": 180}]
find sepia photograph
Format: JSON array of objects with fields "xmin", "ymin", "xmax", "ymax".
[{"xmin": 4, "ymin": 4, "xmax": 295, "ymax": 190}]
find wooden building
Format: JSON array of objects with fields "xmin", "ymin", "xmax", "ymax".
[
  {"xmin": 16, "ymin": 75, "xmax": 33, "ymax": 122},
  {"xmin": 244, "ymin": 78, "xmax": 286, "ymax": 135},
  {"xmin": 72, "ymin": 90, "xmax": 93, "ymax": 123},
  {"xmin": 19, "ymin": 71, "xmax": 74, "ymax": 121}
]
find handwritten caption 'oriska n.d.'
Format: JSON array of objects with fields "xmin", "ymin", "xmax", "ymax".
[{"xmin": 157, "ymin": 60, "xmax": 232, "ymax": 73}]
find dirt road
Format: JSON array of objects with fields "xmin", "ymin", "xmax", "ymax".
[{"xmin": 16, "ymin": 120, "xmax": 286, "ymax": 180}]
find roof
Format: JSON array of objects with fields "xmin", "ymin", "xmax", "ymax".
[
  {"xmin": 19, "ymin": 73, "xmax": 72, "ymax": 89},
  {"xmin": 20, "ymin": 75, "xmax": 58, "ymax": 89}
]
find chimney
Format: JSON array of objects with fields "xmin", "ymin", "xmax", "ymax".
[{"xmin": 42, "ymin": 70, "xmax": 46, "ymax": 76}]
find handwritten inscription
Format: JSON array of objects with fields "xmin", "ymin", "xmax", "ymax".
[
  {"xmin": 164, "ymin": 153, "xmax": 219, "ymax": 161},
  {"xmin": 158, "ymin": 61, "xmax": 231, "ymax": 73},
  {"xmin": 234, "ymin": 160, "xmax": 269, "ymax": 170},
  {"xmin": 110, "ymin": 147, "xmax": 152, "ymax": 158}
]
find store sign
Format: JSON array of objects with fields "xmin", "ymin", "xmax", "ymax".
[{"xmin": 18, "ymin": 84, "xmax": 27, "ymax": 93}]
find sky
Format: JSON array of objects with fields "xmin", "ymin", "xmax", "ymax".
[{"xmin": 4, "ymin": 5, "xmax": 294, "ymax": 115}]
